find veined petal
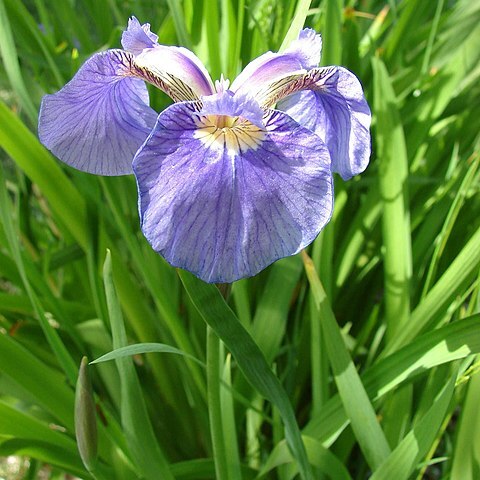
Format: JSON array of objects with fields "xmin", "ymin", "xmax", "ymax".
[
  {"xmin": 120, "ymin": 16, "xmax": 214, "ymax": 101},
  {"xmin": 134, "ymin": 45, "xmax": 215, "ymax": 100},
  {"xmin": 121, "ymin": 16, "xmax": 159, "ymax": 55},
  {"xmin": 284, "ymin": 28, "xmax": 322, "ymax": 70},
  {"xmin": 230, "ymin": 28, "xmax": 321, "ymax": 96},
  {"xmin": 230, "ymin": 52, "xmax": 305, "ymax": 96},
  {"xmin": 38, "ymin": 49, "xmax": 158, "ymax": 176},
  {"xmin": 275, "ymin": 67, "xmax": 371, "ymax": 179},
  {"xmin": 133, "ymin": 102, "xmax": 333, "ymax": 284},
  {"xmin": 199, "ymin": 90, "xmax": 265, "ymax": 128}
]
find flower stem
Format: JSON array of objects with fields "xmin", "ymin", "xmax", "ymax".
[{"xmin": 207, "ymin": 326, "xmax": 229, "ymax": 479}]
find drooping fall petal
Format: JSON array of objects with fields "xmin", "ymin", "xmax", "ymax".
[
  {"xmin": 133, "ymin": 102, "xmax": 333, "ymax": 283},
  {"xmin": 278, "ymin": 67, "xmax": 371, "ymax": 179},
  {"xmin": 39, "ymin": 50, "xmax": 157, "ymax": 175}
]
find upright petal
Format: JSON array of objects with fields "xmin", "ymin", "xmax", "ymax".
[
  {"xmin": 231, "ymin": 28, "xmax": 322, "ymax": 96},
  {"xmin": 121, "ymin": 16, "xmax": 214, "ymax": 101},
  {"xmin": 134, "ymin": 45, "xmax": 215, "ymax": 99},
  {"xmin": 277, "ymin": 67, "xmax": 371, "ymax": 179},
  {"xmin": 284, "ymin": 28, "xmax": 322, "ymax": 70},
  {"xmin": 133, "ymin": 103, "xmax": 333, "ymax": 283},
  {"xmin": 38, "ymin": 49, "xmax": 158, "ymax": 175},
  {"xmin": 121, "ymin": 16, "xmax": 159, "ymax": 55},
  {"xmin": 199, "ymin": 90, "xmax": 265, "ymax": 128}
]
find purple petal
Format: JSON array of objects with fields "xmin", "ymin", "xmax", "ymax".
[
  {"xmin": 134, "ymin": 45, "xmax": 214, "ymax": 98},
  {"xmin": 278, "ymin": 67, "xmax": 371, "ymax": 179},
  {"xmin": 199, "ymin": 90, "xmax": 265, "ymax": 128},
  {"xmin": 121, "ymin": 16, "xmax": 214, "ymax": 101},
  {"xmin": 133, "ymin": 103, "xmax": 333, "ymax": 283},
  {"xmin": 231, "ymin": 28, "xmax": 322, "ymax": 96},
  {"xmin": 121, "ymin": 16, "xmax": 159, "ymax": 55},
  {"xmin": 284, "ymin": 28, "xmax": 322, "ymax": 70},
  {"xmin": 230, "ymin": 52, "xmax": 304, "ymax": 96},
  {"xmin": 38, "ymin": 49, "xmax": 158, "ymax": 175}
]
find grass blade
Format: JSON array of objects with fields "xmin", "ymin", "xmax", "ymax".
[
  {"xmin": 102, "ymin": 250, "xmax": 174, "ymax": 480},
  {"xmin": 221, "ymin": 353, "xmax": 243, "ymax": 480},
  {"xmin": 0, "ymin": 162, "xmax": 78, "ymax": 383},
  {"xmin": 372, "ymin": 56, "xmax": 412, "ymax": 339},
  {"xmin": 279, "ymin": 0, "xmax": 313, "ymax": 51},
  {"xmin": 0, "ymin": 0, "xmax": 37, "ymax": 124},
  {"xmin": 206, "ymin": 327, "xmax": 230, "ymax": 479},
  {"xmin": 261, "ymin": 435, "xmax": 352, "ymax": 479},
  {"xmin": 303, "ymin": 314, "xmax": 480, "ymax": 444},
  {"xmin": 451, "ymin": 365, "xmax": 480, "ymax": 480},
  {"xmin": 384, "ymin": 226, "xmax": 480, "ymax": 354},
  {"xmin": 165, "ymin": 0, "xmax": 192, "ymax": 48},
  {"xmin": 202, "ymin": 0, "xmax": 221, "ymax": 79},
  {"xmin": 0, "ymin": 101, "xmax": 88, "ymax": 249},
  {"xmin": 302, "ymin": 250, "xmax": 391, "ymax": 470},
  {"xmin": 178, "ymin": 269, "xmax": 313, "ymax": 480},
  {"xmin": 321, "ymin": 0, "xmax": 343, "ymax": 65},
  {"xmin": 370, "ymin": 374, "xmax": 456, "ymax": 480},
  {"xmin": 91, "ymin": 342, "xmax": 204, "ymax": 367}
]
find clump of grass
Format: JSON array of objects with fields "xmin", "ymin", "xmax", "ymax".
[{"xmin": 0, "ymin": 1, "xmax": 479, "ymax": 479}]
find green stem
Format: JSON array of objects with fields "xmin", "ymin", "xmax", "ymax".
[{"xmin": 207, "ymin": 327, "xmax": 229, "ymax": 480}]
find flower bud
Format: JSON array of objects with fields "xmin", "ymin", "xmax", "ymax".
[{"xmin": 75, "ymin": 356, "xmax": 98, "ymax": 472}]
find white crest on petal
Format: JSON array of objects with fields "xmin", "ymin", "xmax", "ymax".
[{"xmin": 215, "ymin": 75, "xmax": 231, "ymax": 93}]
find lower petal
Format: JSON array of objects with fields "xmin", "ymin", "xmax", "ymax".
[
  {"xmin": 38, "ymin": 49, "xmax": 158, "ymax": 176},
  {"xmin": 278, "ymin": 67, "xmax": 371, "ymax": 179},
  {"xmin": 133, "ymin": 103, "xmax": 333, "ymax": 283}
]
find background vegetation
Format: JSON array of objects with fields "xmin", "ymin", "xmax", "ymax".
[{"xmin": 0, "ymin": 0, "xmax": 479, "ymax": 479}]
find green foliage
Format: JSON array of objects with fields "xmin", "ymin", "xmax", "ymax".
[{"xmin": 0, "ymin": 0, "xmax": 479, "ymax": 479}]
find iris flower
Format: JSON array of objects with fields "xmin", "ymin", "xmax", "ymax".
[{"xmin": 38, "ymin": 17, "xmax": 370, "ymax": 283}]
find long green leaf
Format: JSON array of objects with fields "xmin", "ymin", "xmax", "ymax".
[
  {"xmin": 0, "ymin": 399, "xmax": 78, "ymax": 455},
  {"xmin": 260, "ymin": 435, "xmax": 352, "ymax": 480},
  {"xmin": 370, "ymin": 374, "xmax": 456, "ymax": 480},
  {"xmin": 0, "ymin": 331, "xmax": 74, "ymax": 429},
  {"xmin": 0, "ymin": 162, "xmax": 78, "ymax": 384},
  {"xmin": 220, "ymin": 353, "xmax": 243, "ymax": 480},
  {"xmin": 165, "ymin": 0, "xmax": 192, "ymax": 48},
  {"xmin": 279, "ymin": 0, "xmax": 313, "ymax": 51},
  {"xmin": 91, "ymin": 342, "xmax": 205, "ymax": 367},
  {"xmin": 206, "ymin": 327, "xmax": 229, "ymax": 479},
  {"xmin": 372, "ymin": 55, "xmax": 412, "ymax": 339},
  {"xmin": 102, "ymin": 251, "xmax": 174, "ymax": 480},
  {"xmin": 0, "ymin": 0, "xmax": 37, "ymax": 123},
  {"xmin": 303, "ymin": 314, "xmax": 480, "ymax": 443},
  {"xmin": 384, "ymin": 227, "xmax": 480, "ymax": 355},
  {"xmin": 450, "ymin": 361, "xmax": 480, "ymax": 479},
  {"xmin": 0, "ymin": 101, "xmax": 88, "ymax": 249},
  {"xmin": 321, "ymin": 0, "xmax": 343, "ymax": 65},
  {"xmin": 302, "ymin": 250, "xmax": 391, "ymax": 470},
  {"xmin": 3, "ymin": 0, "xmax": 64, "ymax": 88},
  {"xmin": 178, "ymin": 269, "xmax": 313, "ymax": 480}
]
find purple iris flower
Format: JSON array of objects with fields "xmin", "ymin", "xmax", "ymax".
[{"xmin": 38, "ymin": 17, "xmax": 371, "ymax": 283}]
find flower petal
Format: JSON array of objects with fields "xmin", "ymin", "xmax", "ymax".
[
  {"xmin": 277, "ymin": 67, "xmax": 371, "ymax": 179},
  {"xmin": 38, "ymin": 49, "xmax": 158, "ymax": 175},
  {"xmin": 199, "ymin": 90, "xmax": 265, "ymax": 128},
  {"xmin": 284, "ymin": 28, "xmax": 322, "ymax": 70},
  {"xmin": 134, "ymin": 45, "xmax": 215, "ymax": 100},
  {"xmin": 133, "ymin": 103, "xmax": 333, "ymax": 283},
  {"xmin": 121, "ymin": 16, "xmax": 159, "ymax": 55},
  {"xmin": 230, "ymin": 28, "xmax": 322, "ymax": 97},
  {"xmin": 121, "ymin": 16, "xmax": 214, "ymax": 101}
]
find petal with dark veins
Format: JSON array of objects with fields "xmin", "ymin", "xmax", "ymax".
[
  {"xmin": 133, "ymin": 102, "xmax": 333, "ymax": 283},
  {"xmin": 121, "ymin": 16, "xmax": 159, "ymax": 55},
  {"xmin": 277, "ymin": 66, "xmax": 371, "ymax": 179},
  {"xmin": 38, "ymin": 49, "xmax": 158, "ymax": 175}
]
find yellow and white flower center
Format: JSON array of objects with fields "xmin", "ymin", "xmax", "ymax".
[{"xmin": 194, "ymin": 114, "xmax": 266, "ymax": 154}]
